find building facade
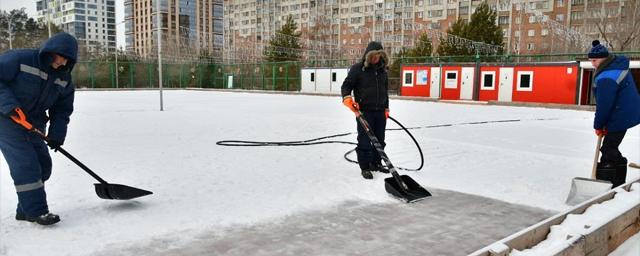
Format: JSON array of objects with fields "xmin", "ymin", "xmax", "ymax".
[
  {"xmin": 124, "ymin": 0, "xmax": 224, "ymax": 60},
  {"xmin": 224, "ymin": 0, "xmax": 637, "ymax": 62},
  {"xmin": 36, "ymin": 0, "xmax": 116, "ymax": 52}
]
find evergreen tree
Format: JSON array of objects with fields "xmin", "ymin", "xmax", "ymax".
[
  {"xmin": 466, "ymin": 2, "xmax": 504, "ymax": 54},
  {"xmin": 407, "ymin": 33, "xmax": 433, "ymax": 62},
  {"xmin": 264, "ymin": 15, "xmax": 302, "ymax": 62},
  {"xmin": 436, "ymin": 19, "xmax": 471, "ymax": 56},
  {"xmin": 389, "ymin": 48, "xmax": 409, "ymax": 80},
  {"xmin": 436, "ymin": 2, "xmax": 503, "ymax": 56}
]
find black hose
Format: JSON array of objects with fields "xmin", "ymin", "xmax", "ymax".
[{"xmin": 216, "ymin": 117, "xmax": 561, "ymax": 172}]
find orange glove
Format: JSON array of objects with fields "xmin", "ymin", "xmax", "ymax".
[
  {"xmin": 385, "ymin": 108, "xmax": 389, "ymax": 119},
  {"xmin": 9, "ymin": 107, "xmax": 33, "ymax": 130},
  {"xmin": 595, "ymin": 129, "xmax": 607, "ymax": 136},
  {"xmin": 342, "ymin": 96, "xmax": 360, "ymax": 113}
]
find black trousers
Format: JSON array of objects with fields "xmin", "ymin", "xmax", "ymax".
[
  {"xmin": 356, "ymin": 110, "xmax": 386, "ymax": 171},
  {"xmin": 600, "ymin": 130, "xmax": 627, "ymax": 164}
]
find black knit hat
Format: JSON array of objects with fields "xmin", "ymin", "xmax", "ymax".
[{"xmin": 588, "ymin": 40, "xmax": 609, "ymax": 59}]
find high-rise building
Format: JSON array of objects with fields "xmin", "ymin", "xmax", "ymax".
[
  {"xmin": 124, "ymin": 0, "xmax": 224, "ymax": 60},
  {"xmin": 223, "ymin": 0, "xmax": 637, "ymax": 62},
  {"xmin": 36, "ymin": 0, "xmax": 116, "ymax": 52}
]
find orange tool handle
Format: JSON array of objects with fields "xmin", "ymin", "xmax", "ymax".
[{"xmin": 9, "ymin": 108, "xmax": 33, "ymax": 130}]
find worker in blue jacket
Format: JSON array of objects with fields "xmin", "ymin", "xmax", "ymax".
[
  {"xmin": 588, "ymin": 40, "xmax": 640, "ymax": 187},
  {"xmin": 0, "ymin": 32, "xmax": 78, "ymax": 225}
]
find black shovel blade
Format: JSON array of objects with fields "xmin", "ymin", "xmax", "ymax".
[
  {"xmin": 384, "ymin": 175, "xmax": 432, "ymax": 203},
  {"xmin": 94, "ymin": 183, "xmax": 153, "ymax": 200}
]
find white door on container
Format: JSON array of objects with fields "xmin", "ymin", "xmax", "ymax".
[
  {"xmin": 460, "ymin": 67, "xmax": 475, "ymax": 100},
  {"xmin": 430, "ymin": 67, "xmax": 441, "ymax": 98},
  {"xmin": 498, "ymin": 67, "xmax": 514, "ymax": 102}
]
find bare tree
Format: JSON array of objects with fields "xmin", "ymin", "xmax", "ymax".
[{"xmin": 592, "ymin": 0, "xmax": 640, "ymax": 51}]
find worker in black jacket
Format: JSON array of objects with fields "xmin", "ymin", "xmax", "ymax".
[{"xmin": 341, "ymin": 41, "xmax": 390, "ymax": 179}]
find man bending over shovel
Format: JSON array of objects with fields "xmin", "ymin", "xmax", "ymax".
[
  {"xmin": 0, "ymin": 33, "xmax": 78, "ymax": 225},
  {"xmin": 588, "ymin": 40, "xmax": 640, "ymax": 188}
]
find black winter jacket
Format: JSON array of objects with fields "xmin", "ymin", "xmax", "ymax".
[{"xmin": 341, "ymin": 42, "xmax": 389, "ymax": 111}]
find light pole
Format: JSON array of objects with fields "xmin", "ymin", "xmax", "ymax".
[
  {"xmin": 156, "ymin": 0, "xmax": 164, "ymax": 111},
  {"xmin": 114, "ymin": 20, "xmax": 126, "ymax": 88},
  {"xmin": 44, "ymin": 0, "xmax": 51, "ymax": 38}
]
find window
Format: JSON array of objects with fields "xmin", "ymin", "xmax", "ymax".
[
  {"xmin": 541, "ymin": 29, "xmax": 549, "ymax": 36},
  {"xmin": 445, "ymin": 71, "xmax": 458, "ymax": 88},
  {"xmin": 517, "ymin": 71, "xmax": 534, "ymax": 91},
  {"xmin": 499, "ymin": 16, "xmax": 509, "ymax": 25},
  {"xmin": 528, "ymin": 29, "xmax": 535, "ymax": 37},
  {"xmin": 310, "ymin": 72, "xmax": 315, "ymax": 82},
  {"xmin": 332, "ymin": 72, "xmax": 337, "ymax": 82},
  {"xmin": 411, "ymin": 70, "xmax": 426, "ymax": 85},
  {"xmin": 481, "ymin": 71, "xmax": 496, "ymax": 90},
  {"xmin": 527, "ymin": 43, "xmax": 535, "ymax": 50},
  {"xmin": 403, "ymin": 70, "xmax": 414, "ymax": 87}
]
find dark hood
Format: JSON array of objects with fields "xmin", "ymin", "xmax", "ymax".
[
  {"xmin": 361, "ymin": 41, "xmax": 388, "ymax": 70},
  {"xmin": 39, "ymin": 32, "xmax": 78, "ymax": 73},
  {"xmin": 602, "ymin": 55, "xmax": 630, "ymax": 71}
]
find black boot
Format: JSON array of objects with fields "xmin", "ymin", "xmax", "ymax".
[
  {"xmin": 361, "ymin": 169, "xmax": 373, "ymax": 179},
  {"xmin": 16, "ymin": 212, "xmax": 60, "ymax": 225},
  {"xmin": 596, "ymin": 162, "xmax": 625, "ymax": 188},
  {"xmin": 371, "ymin": 162, "xmax": 390, "ymax": 173},
  {"xmin": 615, "ymin": 158, "xmax": 628, "ymax": 187}
]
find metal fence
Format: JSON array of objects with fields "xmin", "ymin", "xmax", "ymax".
[
  {"xmin": 70, "ymin": 52, "xmax": 640, "ymax": 90},
  {"xmin": 71, "ymin": 61, "xmax": 302, "ymax": 91}
]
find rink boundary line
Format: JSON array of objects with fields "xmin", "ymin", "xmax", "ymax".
[
  {"xmin": 76, "ymin": 88, "xmax": 595, "ymax": 111},
  {"xmin": 469, "ymin": 177, "xmax": 640, "ymax": 256}
]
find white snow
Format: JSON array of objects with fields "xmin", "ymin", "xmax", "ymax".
[
  {"xmin": 610, "ymin": 231, "xmax": 640, "ymax": 256},
  {"xmin": 1, "ymin": 90, "xmax": 639, "ymax": 256},
  {"xmin": 510, "ymin": 183, "xmax": 640, "ymax": 255}
]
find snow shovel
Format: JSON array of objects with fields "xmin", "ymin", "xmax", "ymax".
[
  {"xmin": 355, "ymin": 113, "xmax": 431, "ymax": 203},
  {"xmin": 565, "ymin": 135, "xmax": 612, "ymax": 205},
  {"xmin": 30, "ymin": 127, "xmax": 152, "ymax": 200}
]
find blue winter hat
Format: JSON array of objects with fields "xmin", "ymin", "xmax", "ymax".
[{"xmin": 588, "ymin": 40, "xmax": 609, "ymax": 59}]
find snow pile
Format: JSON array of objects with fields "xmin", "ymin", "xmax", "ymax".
[{"xmin": 510, "ymin": 183, "xmax": 640, "ymax": 255}]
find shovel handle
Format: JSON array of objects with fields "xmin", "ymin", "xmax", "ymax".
[
  {"xmin": 591, "ymin": 135, "xmax": 603, "ymax": 179},
  {"xmin": 29, "ymin": 127, "xmax": 110, "ymax": 185}
]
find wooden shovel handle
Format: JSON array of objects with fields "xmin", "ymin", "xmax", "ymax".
[{"xmin": 591, "ymin": 135, "xmax": 604, "ymax": 179}]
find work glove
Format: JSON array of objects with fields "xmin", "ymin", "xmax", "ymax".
[
  {"xmin": 342, "ymin": 96, "xmax": 360, "ymax": 114},
  {"xmin": 595, "ymin": 129, "xmax": 607, "ymax": 136},
  {"xmin": 47, "ymin": 139, "xmax": 63, "ymax": 152},
  {"xmin": 385, "ymin": 108, "xmax": 390, "ymax": 119},
  {"xmin": 8, "ymin": 107, "xmax": 33, "ymax": 130}
]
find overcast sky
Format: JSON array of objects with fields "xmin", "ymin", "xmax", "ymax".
[{"xmin": 0, "ymin": 0, "xmax": 126, "ymax": 49}]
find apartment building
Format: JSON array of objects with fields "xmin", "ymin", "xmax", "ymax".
[
  {"xmin": 124, "ymin": 0, "xmax": 224, "ymax": 60},
  {"xmin": 36, "ymin": 0, "xmax": 116, "ymax": 52},
  {"xmin": 224, "ymin": 0, "xmax": 636, "ymax": 61}
]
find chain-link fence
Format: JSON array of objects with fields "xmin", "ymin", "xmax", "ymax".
[
  {"xmin": 71, "ymin": 61, "xmax": 301, "ymax": 91},
  {"xmin": 70, "ymin": 52, "xmax": 640, "ymax": 91}
]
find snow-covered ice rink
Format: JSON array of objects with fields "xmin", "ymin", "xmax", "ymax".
[{"xmin": 1, "ymin": 90, "xmax": 638, "ymax": 255}]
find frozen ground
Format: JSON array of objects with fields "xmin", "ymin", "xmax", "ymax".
[
  {"xmin": 1, "ymin": 90, "xmax": 638, "ymax": 256},
  {"xmin": 95, "ymin": 189, "xmax": 551, "ymax": 256}
]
